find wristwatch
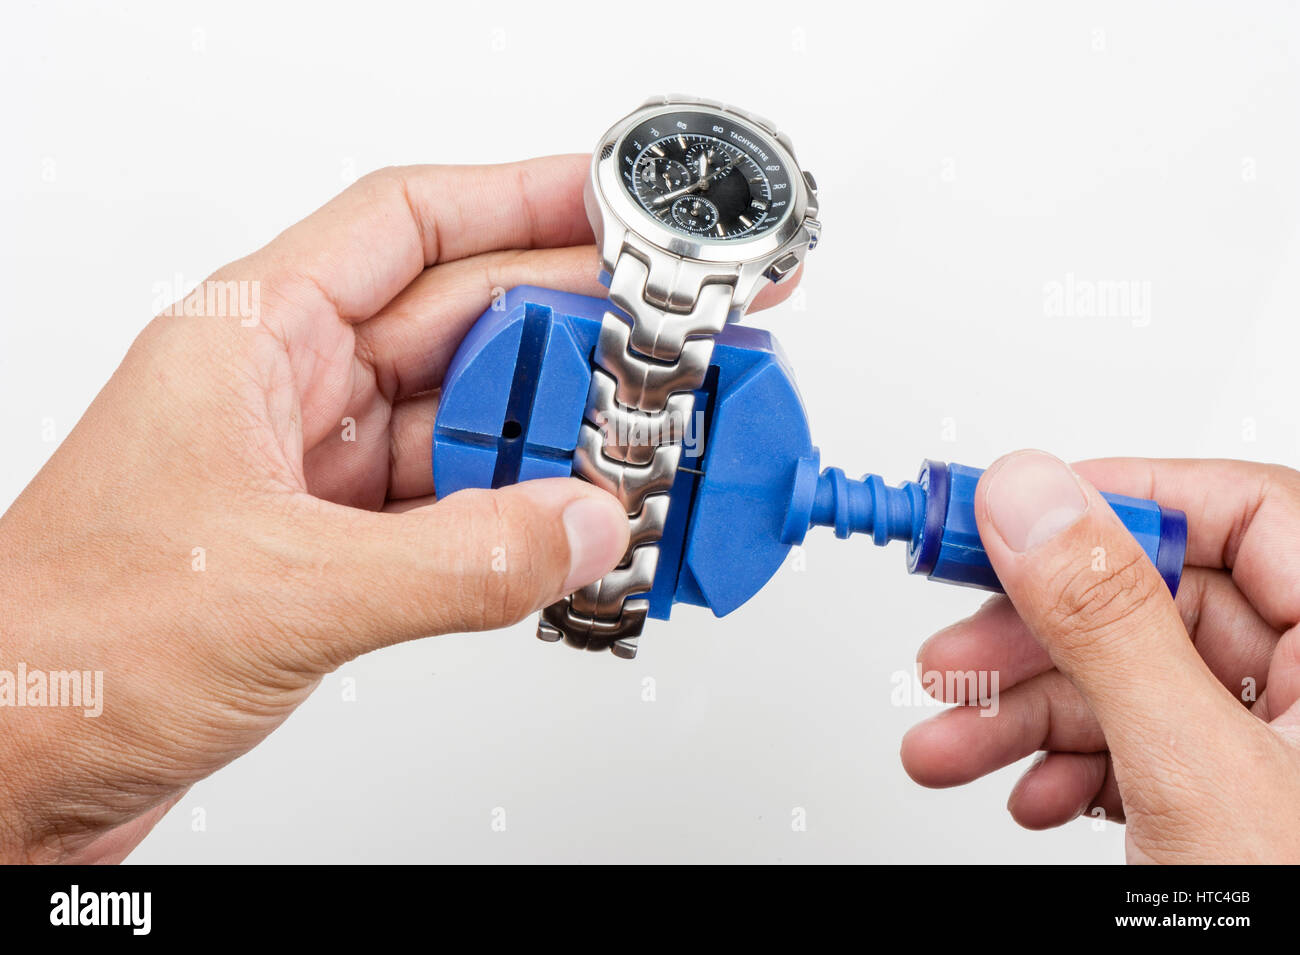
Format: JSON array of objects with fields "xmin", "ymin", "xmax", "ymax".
[{"xmin": 538, "ymin": 95, "xmax": 821, "ymax": 658}]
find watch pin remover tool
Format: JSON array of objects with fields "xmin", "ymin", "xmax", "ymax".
[{"xmin": 432, "ymin": 287, "xmax": 1187, "ymax": 657}]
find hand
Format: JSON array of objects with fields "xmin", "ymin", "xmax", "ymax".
[
  {"xmin": 0, "ymin": 155, "xmax": 801, "ymax": 863},
  {"xmin": 901, "ymin": 450, "xmax": 1300, "ymax": 863}
]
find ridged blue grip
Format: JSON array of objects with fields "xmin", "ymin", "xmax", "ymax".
[{"xmin": 919, "ymin": 461, "xmax": 1187, "ymax": 597}]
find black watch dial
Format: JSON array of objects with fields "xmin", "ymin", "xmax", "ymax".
[{"xmin": 618, "ymin": 109, "xmax": 794, "ymax": 241}]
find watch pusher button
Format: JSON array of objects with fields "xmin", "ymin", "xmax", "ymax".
[
  {"xmin": 804, "ymin": 218, "xmax": 821, "ymax": 251},
  {"xmin": 803, "ymin": 170, "xmax": 818, "ymax": 193},
  {"xmin": 764, "ymin": 251, "xmax": 802, "ymax": 284}
]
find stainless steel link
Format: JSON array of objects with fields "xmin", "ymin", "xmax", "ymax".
[
  {"xmin": 585, "ymin": 368, "xmax": 693, "ymax": 466},
  {"xmin": 608, "ymin": 253, "xmax": 731, "ymax": 361},
  {"xmin": 537, "ymin": 597, "xmax": 649, "ymax": 658},
  {"xmin": 572, "ymin": 418, "xmax": 680, "ymax": 514},
  {"xmin": 570, "ymin": 544, "xmax": 659, "ymax": 617},
  {"xmin": 594, "ymin": 316, "xmax": 714, "ymax": 412}
]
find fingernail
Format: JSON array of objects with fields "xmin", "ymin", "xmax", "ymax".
[
  {"xmin": 985, "ymin": 451, "xmax": 1088, "ymax": 552},
  {"xmin": 562, "ymin": 496, "xmax": 627, "ymax": 592}
]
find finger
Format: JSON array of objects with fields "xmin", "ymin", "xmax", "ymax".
[
  {"xmin": 301, "ymin": 243, "xmax": 603, "ymax": 497},
  {"xmin": 1263, "ymin": 624, "xmax": 1300, "ymax": 733},
  {"xmin": 1007, "ymin": 752, "xmax": 1109, "ymax": 830},
  {"xmin": 387, "ymin": 391, "xmax": 439, "ymax": 501},
  {"xmin": 383, "ymin": 494, "xmax": 436, "ymax": 514},
  {"xmin": 1086, "ymin": 758, "xmax": 1126, "ymax": 824},
  {"xmin": 1074, "ymin": 457, "xmax": 1300, "ymax": 630},
  {"xmin": 900, "ymin": 670, "xmax": 1105, "ymax": 789},
  {"xmin": 975, "ymin": 450, "xmax": 1249, "ymax": 788},
  {"xmin": 257, "ymin": 479, "xmax": 629, "ymax": 671},
  {"xmin": 301, "ymin": 378, "xmax": 394, "ymax": 510},
  {"xmin": 305, "ymin": 388, "xmax": 439, "ymax": 508},
  {"xmin": 1179, "ymin": 568, "xmax": 1280, "ymax": 703},
  {"xmin": 917, "ymin": 596, "xmax": 1050, "ymax": 697},
  {"xmin": 355, "ymin": 247, "xmax": 803, "ymax": 405},
  {"xmin": 355, "ymin": 245, "xmax": 605, "ymax": 403},
  {"xmin": 245, "ymin": 156, "xmax": 595, "ymax": 324},
  {"xmin": 918, "ymin": 567, "xmax": 1279, "ymax": 701}
]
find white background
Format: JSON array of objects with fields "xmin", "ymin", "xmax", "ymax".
[{"xmin": 3, "ymin": 1, "xmax": 1298, "ymax": 863}]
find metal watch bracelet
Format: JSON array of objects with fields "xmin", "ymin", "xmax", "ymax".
[
  {"xmin": 538, "ymin": 97, "xmax": 816, "ymax": 659},
  {"xmin": 537, "ymin": 247, "xmax": 738, "ymax": 658}
]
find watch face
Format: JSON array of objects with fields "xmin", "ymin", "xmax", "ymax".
[{"xmin": 617, "ymin": 109, "xmax": 795, "ymax": 242}]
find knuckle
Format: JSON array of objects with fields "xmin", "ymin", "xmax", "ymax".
[
  {"xmin": 359, "ymin": 164, "xmax": 405, "ymax": 192},
  {"xmin": 1041, "ymin": 551, "xmax": 1165, "ymax": 654},
  {"xmin": 338, "ymin": 167, "xmax": 411, "ymax": 220},
  {"xmin": 478, "ymin": 493, "xmax": 529, "ymax": 627},
  {"xmin": 1267, "ymin": 462, "xmax": 1300, "ymax": 504}
]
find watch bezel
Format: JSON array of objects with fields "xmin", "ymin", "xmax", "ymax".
[{"xmin": 592, "ymin": 102, "xmax": 811, "ymax": 266}]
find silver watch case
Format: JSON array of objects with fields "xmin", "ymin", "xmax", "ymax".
[{"xmin": 584, "ymin": 95, "xmax": 820, "ymax": 318}]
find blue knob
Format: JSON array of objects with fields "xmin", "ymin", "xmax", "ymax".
[{"xmin": 916, "ymin": 460, "xmax": 1187, "ymax": 596}]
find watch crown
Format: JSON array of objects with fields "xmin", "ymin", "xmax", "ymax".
[{"xmin": 764, "ymin": 251, "xmax": 802, "ymax": 284}]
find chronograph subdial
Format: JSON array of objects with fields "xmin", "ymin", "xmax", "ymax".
[
  {"xmin": 670, "ymin": 196, "xmax": 720, "ymax": 234},
  {"xmin": 684, "ymin": 142, "xmax": 735, "ymax": 188},
  {"xmin": 635, "ymin": 156, "xmax": 691, "ymax": 199}
]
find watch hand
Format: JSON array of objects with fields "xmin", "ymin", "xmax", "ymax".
[
  {"xmin": 655, "ymin": 149, "xmax": 730, "ymax": 206},
  {"xmin": 652, "ymin": 179, "xmax": 706, "ymax": 206}
]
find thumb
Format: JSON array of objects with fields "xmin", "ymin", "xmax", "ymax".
[
  {"xmin": 290, "ymin": 478, "xmax": 629, "ymax": 665},
  {"xmin": 974, "ymin": 450, "xmax": 1242, "ymax": 767}
]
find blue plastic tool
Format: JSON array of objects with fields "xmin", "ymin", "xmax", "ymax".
[{"xmin": 433, "ymin": 287, "xmax": 1187, "ymax": 621}]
